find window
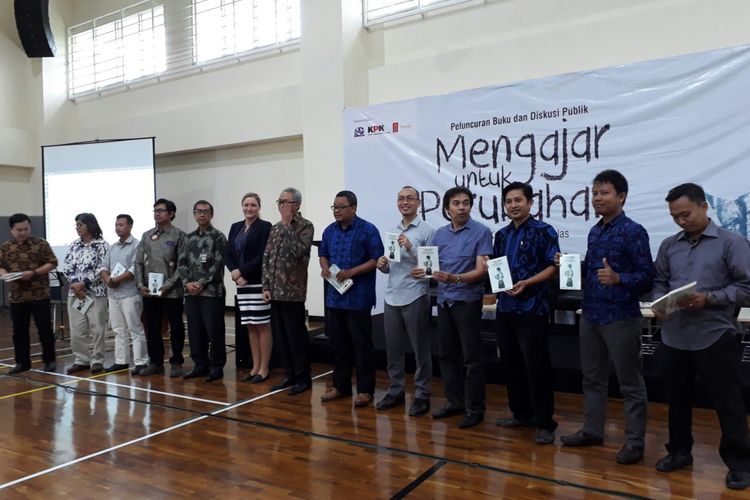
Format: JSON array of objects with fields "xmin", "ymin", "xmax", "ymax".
[
  {"xmin": 68, "ymin": 2, "xmax": 166, "ymax": 96},
  {"xmin": 364, "ymin": 0, "xmax": 475, "ymax": 26},
  {"xmin": 193, "ymin": 0, "xmax": 300, "ymax": 64}
]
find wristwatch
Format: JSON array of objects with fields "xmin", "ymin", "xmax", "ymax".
[
  {"xmin": 706, "ymin": 291, "xmax": 717, "ymax": 305},
  {"xmin": 453, "ymin": 274, "xmax": 462, "ymax": 284}
]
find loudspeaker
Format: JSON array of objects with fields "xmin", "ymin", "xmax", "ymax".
[{"xmin": 14, "ymin": 0, "xmax": 56, "ymax": 58}]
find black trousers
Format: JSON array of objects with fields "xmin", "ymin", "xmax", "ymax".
[
  {"xmin": 437, "ymin": 300, "xmax": 485, "ymax": 414},
  {"xmin": 10, "ymin": 299, "xmax": 56, "ymax": 367},
  {"xmin": 142, "ymin": 296, "xmax": 185, "ymax": 366},
  {"xmin": 660, "ymin": 331, "xmax": 750, "ymax": 472},
  {"xmin": 185, "ymin": 295, "xmax": 226, "ymax": 370},
  {"xmin": 271, "ymin": 300, "xmax": 310, "ymax": 383},
  {"xmin": 496, "ymin": 312, "xmax": 557, "ymax": 431},
  {"xmin": 327, "ymin": 307, "xmax": 375, "ymax": 395}
]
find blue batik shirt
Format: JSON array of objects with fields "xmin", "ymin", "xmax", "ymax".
[
  {"xmin": 319, "ymin": 215, "xmax": 384, "ymax": 310},
  {"xmin": 493, "ymin": 218, "xmax": 560, "ymax": 316},
  {"xmin": 581, "ymin": 211, "xmax": 654, "ymax": 325}
]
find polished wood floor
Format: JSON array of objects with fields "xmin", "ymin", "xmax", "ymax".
[{"xmin": 0, "ymin": 308, "xmax": 747, "ymax": 499}]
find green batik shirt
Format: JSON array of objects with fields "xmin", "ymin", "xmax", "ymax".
[{"xmin": 177, "ymin": 224, "xmax": 227, "ymax": 297}]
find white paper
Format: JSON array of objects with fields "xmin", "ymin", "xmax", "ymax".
[
  {"xmin": 417, "ymin": 246, "xmax": 439, "ymax": 278},
  {"xmin": 0, "ymin": 272, "xmax": 24, "ymax": 282},
  {"xmin": 111, "ymin": 262, "xmax": 127, "ymax": 278},
  {"xmin": 559, "ymin": 254, "xmax": 582, "ymax": 290},
  {"xmin": 148, "ymin": 272, "xmax": 164, "ymax": 295},
  {"xmin": 385, "ymin": 233, "xmax": 401, "ymax": 263},
  {"xmin": 325, "ymin": 264, "xmax": 354, "ymax": 295},
  {"xmin": 73, "ymin": 295, "xmax": 94, "ymax": 315},
  {"xmin": 487, "ymin": 256, "xmax": 513, "ymax": 293},
  {"xmin": 651, "ymin": 281, "xmax": 698, "ymax": 316}
]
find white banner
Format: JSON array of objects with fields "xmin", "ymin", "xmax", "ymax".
[{"xmin": 343, "ymin": 44, "xmax": 750, "ymax": 262}]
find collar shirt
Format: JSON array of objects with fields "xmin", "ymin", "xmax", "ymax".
[
  {"xmin": 493, "ymin": 218, "xmax": 560, "ymax": 316},
  {"xmin": 135, "ymin": 224, "xmax": 185, "ymax": 298},
  {"xmin": 319, "ymin": 215, "xmax": 384, "ymax": 310},
  {"xmin": 433, "ymin": 217, "xmax": 493, "ymax": 306},
  {"xmin": 0, "ymin": 236, "xmax": 58, "ymax": 303},
  {"xmin": 653, "ymin": 220, "xmax": 750, "ymax": 350},
  {"xmin": 177, "ymin": 225, "xmax": 227, "ymax": 297},
  {"xmin": 383, "ymin": 217, "xmax": 436, "ymax": 307},
  {"xmin": 62, "ymin": 238, "xmax": 110, "ymax": 297},
  {"xmin": 581, "ymin": 212, "xmax": 655, "ymax": 325},
  {"xmin": 103, "ymin": 235, "xmax": 140, "ymax": 299},
  {"xmin": 262, "ymin": 212, "xmax": 314, "ymax": 302}
]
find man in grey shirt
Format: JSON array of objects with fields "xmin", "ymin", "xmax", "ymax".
[
  {"xmin": 652, "ymin": 183, "xmax": 750, "ymax": 491},
  {"xmin": 376, "ymin": 186, "xmax": 435, "ymax": 416},
  {"xmin": 101, "ymin": 214, "xmax": 148, "ymax": 373}
]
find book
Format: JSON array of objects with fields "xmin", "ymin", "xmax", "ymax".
[
  {"xmin": 650, "ymin": 281, "xmax": 698, "ymax": 316},
  {"xmin": 487, "ymin": 256, "xmax": 513, "ymax": 293},
  {"xmin": 148, "ymin": 272, "xmax": 164, "ymax": 295},
  {"xmin": 417, "ymin": 246, "xmax": 439, "ymax": 278},
  {"xmin": 0, "ymin": 272, "xmax": 25, "ymax": 282},
  {"xmin": 385, "ymin": 233, "xmax": 401, "ymax": 263},
  {"xmin": 325, "ymin": 264, "xmax": 353, "ymax": 295},
  {"xmin": 111, "ymin": 262, "xmax": 127, "ymax": 278},
  {"xmin": 559, "ymin": 253, "xmax": 582, "ymax": 290},
  {"xmin": 72, "ymin": 295, "xmax": 94, "ymax": 315}
]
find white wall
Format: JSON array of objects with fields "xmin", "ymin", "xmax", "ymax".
[{"xmin": 2, "ymin": 0, "xmax": 749, "ymax": 314}]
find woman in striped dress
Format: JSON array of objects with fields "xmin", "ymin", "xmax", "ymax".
[{"xmin": 225, "ymin": 193, "xmax": 272, "ymax": 382}]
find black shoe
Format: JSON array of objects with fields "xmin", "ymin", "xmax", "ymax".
[
  {"xmin": 66, "ymin": 363, "xmax": 90, "ymax": 374},
  {"xmin": 495, "ymin": 416, "xmax": 534, "ymax": 427},
  {"xmin": 43, "ymin": 361, "xmax": 57, "ymax": 372},
  {"xmin": 409, "ymin": 398, "xmax": 431, "ymax": 417},
  {"xmin": 104, "ymin": 363, "xmax": 129, "ymax": 373},
  {"xmin": 169, "ymin": 363, "xmax": 184, "ymax": 378},
  {"xmin": 271, "ymin": 377, "xmax": 295, "ymax": 391},
  {"xmin": 288, "ymin": 382, "xmax": 311, "ymax": 395},
  {"xmin": 560, "ymin": 429, "xmax": 604, "ymax": 447},
  {"xmin": 131, "ymin": 364, "xmax": 147, "ymax": 376},
  {"xmin": 534, "ymin": 429, "xmax": 556, "ymax": 445},
  {"xmin": 205, "ymin": 369, "xmax": 223, "ymax": 382},
  {"xmin": 432, "ymin": 405, "xmax": 465, "ymax": 419},
  {"xmin": 726, "ymin": 470, "xmax": 750, "ymax": 490},
  {"xmin": 7, "ymin": 364, "xmax": 30, "ymax": 375},
  {"xmin": 183, "ymin": 368, "xmax": 209, "ymax": 379},
  {"xmin": 655, "ymin": 451, "xmax": 693, "ymax": 472},
  {"xmin": 139, "ymin": 364, "xmax": 164, "ymax": 376},
  {"xmin": 376, "ymin": 392, "xmax": 405, "ymax": 410},
  {"xmin": 248, "ymin": 373, "xmax": 269, "ymax": 384},
  {"xmin": 458, "ymin": 411, "xmax": 484, "ymax": 429},
  {"xmin": 616, "ymin": 444, "xmax": 644, "ymax": 464}
]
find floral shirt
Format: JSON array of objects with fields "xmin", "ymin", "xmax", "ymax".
[
  {"xmin": 0, "ymin": 236, "xmax": 58, "ymax": 303},
  {"xmin": 62, "ymin": 238, "xmax": 110, "ymax": 297},
  {"xmin": 177, "ymin": 225, "xmax": 227, "ymax": 297},
  {"xmin": 262, "ymin": 212, "xmax": 314, "ymax": 302}
]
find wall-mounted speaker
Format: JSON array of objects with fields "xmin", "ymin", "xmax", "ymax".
[{"xmin": 14, "ymin": 0, "xmax": 56, "ymax": 58}]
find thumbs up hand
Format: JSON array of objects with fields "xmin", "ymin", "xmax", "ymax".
[{"xmin": 597, "ymin": 257, "xmax": 620, "ymax": 286}]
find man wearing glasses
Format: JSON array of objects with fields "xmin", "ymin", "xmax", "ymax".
[
  {"xmin": 262, "ymin": 188, "xmax": 315, "ymax": 394},
  {"xmin": 134, "ymin": 198, "xmax": 186, "ymax": 377},
  {"xmin": 375, "ymin": 186, "xmax": 435, "ymax": 416},
  {"xmin": 319, "ymin": 190, "xmax": 384, "ymax": 407}
]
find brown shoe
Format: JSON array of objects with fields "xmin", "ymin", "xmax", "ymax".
[
  {"xmin": 354, "ymin": 393, "xmax": 373, "ymax": 407},
  {"xmin": 90, "ymin": 363, "xmax": 104, "ymax": 374},
  {"xmin": 66, "ymin": 363, "xmax": 90, "ymax": 374},
  {"xmin": 321, "ymin": 387, "xmax": 347, "ymax": 402}
]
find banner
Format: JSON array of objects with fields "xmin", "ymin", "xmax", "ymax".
[{"xmin": 343, "ymin": 44, "xmax": 750, "ymax": 262}]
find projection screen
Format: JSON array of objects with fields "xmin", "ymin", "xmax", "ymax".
[{"xmin": 42, "ymin": 138, "xmax": 156, "ymax": 263}]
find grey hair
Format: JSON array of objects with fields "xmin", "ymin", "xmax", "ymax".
[{"xmin": 283, "ymin": 187, "xmax": 302, "ymax": 204}]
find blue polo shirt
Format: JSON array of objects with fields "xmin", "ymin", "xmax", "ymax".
[
  {"xmin": 493, "ymin": 218, "xmax": 560, "ymax": 316},
  {"xmin": 319, "ymin": 215, "xmax": 384, "ymax": 310},
  {"xmin": 433, "ymin": 217, "xmax": 493, "ymax": 306},
  {"xmin": 581, "ymin": 212, "xmax": 654, "ymax": 325}
]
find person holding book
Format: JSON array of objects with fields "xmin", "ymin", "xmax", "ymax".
[
  {"xmin": 100, "ymin": 214, "xmax": 147, "ymax": 373},
  {"xmin": 558, "ymin": 170, "xmax": 654, "ymax": 465},
  {"xmin": 375, "ymin": 186, "xmax": 435, "ymax": 416},
  {"xmin": 652, "ymin": 183, "xmax": 750, "ymax": 491},
  {"xmin": 492, "ymin": 182, "xmax": 560, "ymax": 444},
  {"xmin": 134, "ymin": 198, "xmax": 186, "ymax": 377},
  {"xmin": 62, "ymin": 213, "xmax": 110, "ymax": 374},
  {"xmin": 319, "ymin": 190, "xmax": 383, "ymax": 407},
  {"xmin": 414, "ymin": 186, "xmax": 492, "ymax": 428},
  {"xmin": 0, "ymin": 213, "xmax": 58, "ymax": 374}
]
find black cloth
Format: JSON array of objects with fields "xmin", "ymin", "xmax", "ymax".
[
  {"xmin": 142, "ymin": 296, "xmax": 185, "ymax": 366},
  {"xmin": 271, "ymin": 300, "xmax": 310, "ymax": 383},
  {"xmin": 327, "ymin": 307, "xmax": 375, "ymax": 395},
  {"xmin": 185, "ymin": 295, "xmax": 226, "ymax": 370},
  {"xmin": 437, "ymin": 300, "xmax": 485, "ymax": 414},
  {"xmin": 10, "ymin": 299, "xmax": 55, "ymax": 367},
  {"xmin": 660, "ymin": 331, "xmax": 750, "ymax": 472},
  {"xmin": 224, "ymin": 219, "xmax": 272, "ymax": 284},
  {"xmin": 496, "ymin": 312, "xmax": 557, "ymax": 431}
]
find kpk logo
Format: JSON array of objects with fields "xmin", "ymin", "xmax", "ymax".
[
  {"xmin": 368, "ymin": 124, "xmax": 385, "ymax": 133},
  {"xmin": 354, "ymin": 127, "xmax": 364, "ymax": 137},
  {"xmin": 353, "ymin": 121, "xmax": 402, "ymax": 138}
]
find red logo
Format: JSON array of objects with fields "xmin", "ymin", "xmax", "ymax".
[{"xmin": 392, "ymin": 122, "xmax": 399, "ymax": 133}]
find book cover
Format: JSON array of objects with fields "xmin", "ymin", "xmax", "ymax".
[
  {"xmin": 385, "ymin": 233, "xmax": 401, "ymax": 263},
  {"xmin": 0, "ymin": 272, "xmax": 24, "ymax": 282},
  {"xmin": 148, "ymin": 272, "xmax": 164, "ymax": 295},
  {"xmin": 325, "ymin": 264, "xmax": 353, "ymax": 295},
  {"xmin": 73, "ymin": 295, "xmax": 94, "ymax": 315},
  {"xmin": 111, "ymin": 262, "xmax": 127, "ymax": 278},
  {"xmin": 651, "ymin": 281, "xmax": 698, "ymax": 316},
  {"xmin": 487, "ymin": 256, "xmax": 513, "ymax": 293},
  {"xmin": 417, "ymin": 246, "xmax": 439, "ymax": 278},
  {"xmin": 559, "ymin": 253, "xmax": 582, "ymax": 290}
]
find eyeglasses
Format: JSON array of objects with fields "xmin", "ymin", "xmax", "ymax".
[
  {"xmin": 397, "ymin": 196, "xmax": 418, "ymax": 202},
  {"xmin": 276, "ymin": 200, "xmax": 299, "ymax": 206},
  {"xmin": 153, "ymin": 208, "xmax": 168, "ymax": 214},
  {"xmin": 331, "ymin": 204, "xmax": 353, "ymax": 211},
  {"xmin": 193, "ymin": 209, "xmax": 212, "ymax": 215}
]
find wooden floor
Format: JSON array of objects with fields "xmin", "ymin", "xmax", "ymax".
[{"xmin": 0, "ymin": 308, "xmax": 747, "ymax": 499}]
